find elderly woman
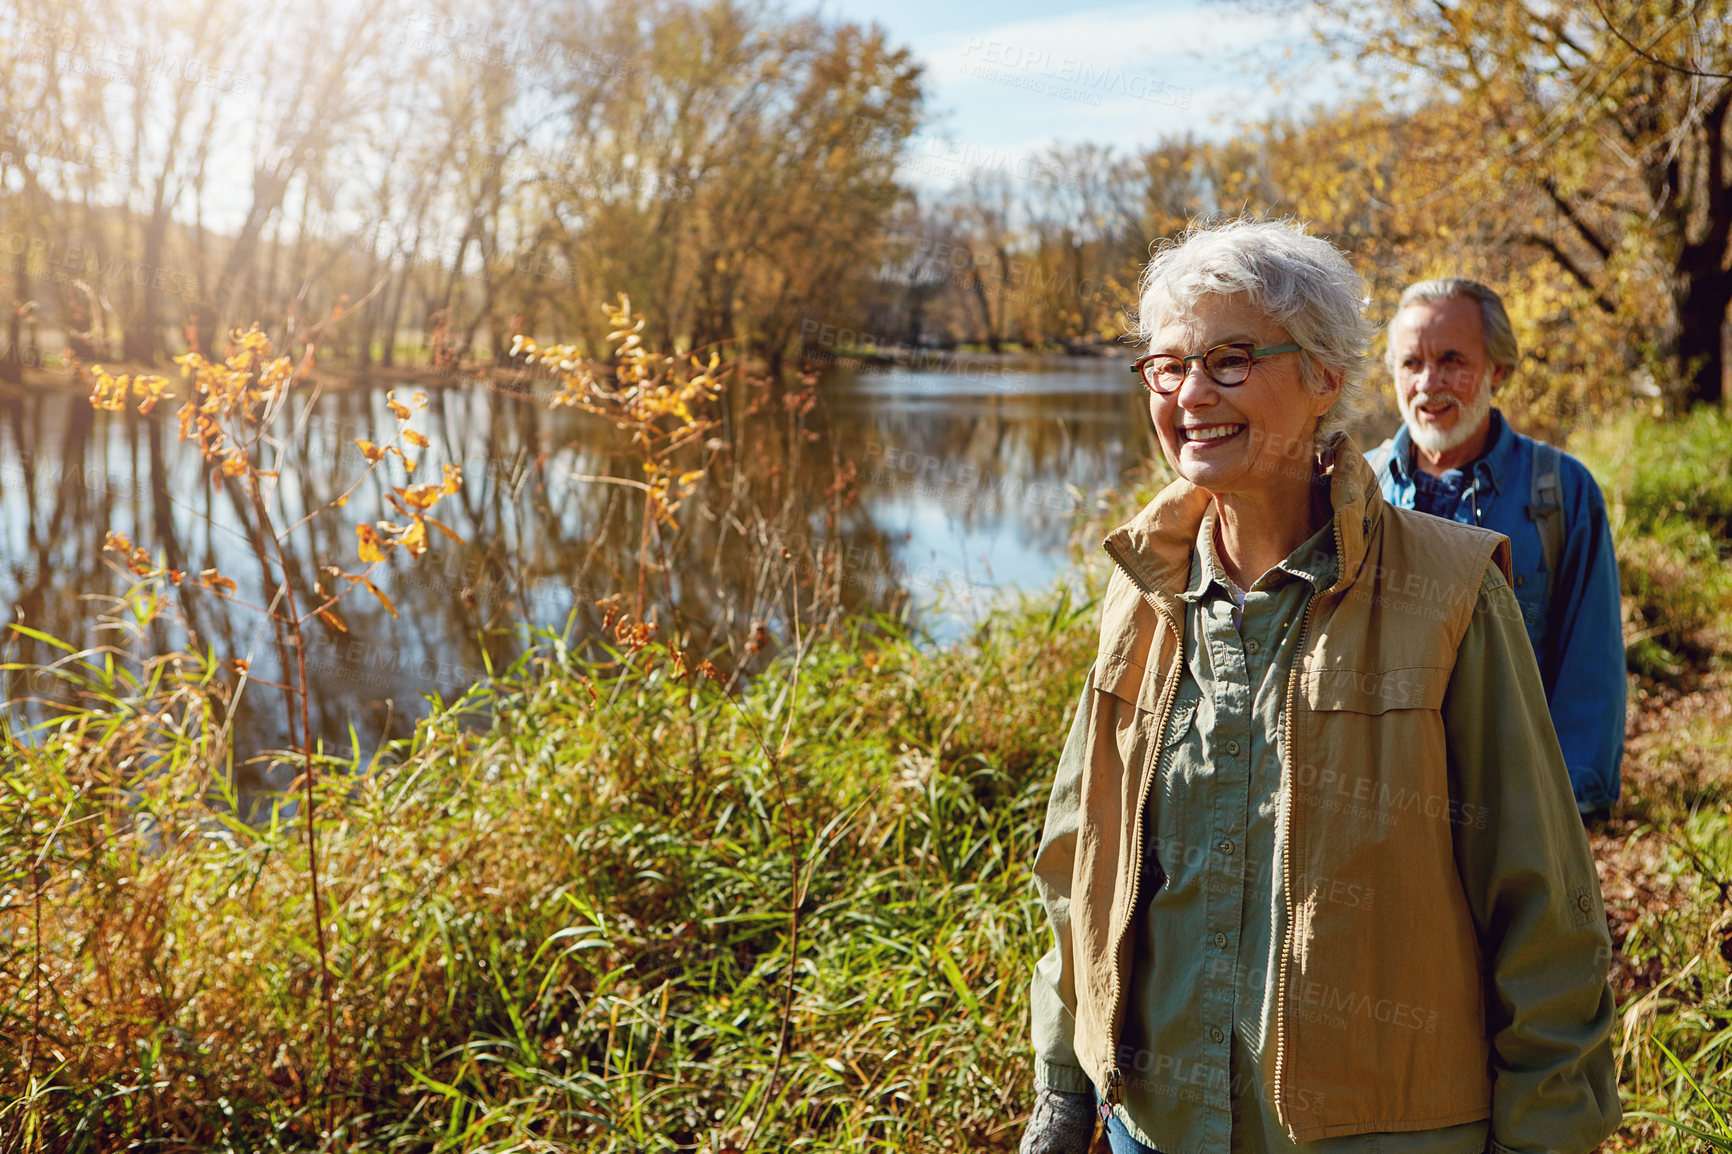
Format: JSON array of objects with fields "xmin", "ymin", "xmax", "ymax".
[{"xmin": 1020, "ymin": 220, "xmax": 1618, "ymax": 1154}]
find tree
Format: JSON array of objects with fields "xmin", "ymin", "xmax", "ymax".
[
  {"xmin": 1023, "ymin": 144, "xmax": 1144, "ymax": 342},
  {"xmin": 1306, "ymin": 0, "xmax": 1732, "ymax": 408},
  {"xmin": 527, "ymin": 0, "xmax": 922, "ymax": 368},
  {"xmin": 106, "ymin": 0, "xmax": 240, "ymax": 364},
  {"xmin": 209, "ymin": 0, "xmax": 396, "ymax": 347}
]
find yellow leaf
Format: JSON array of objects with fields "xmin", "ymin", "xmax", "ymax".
[
  {"xmin": 317, "ymin": 607, "xmax": 348, "ymax": 633},
  {"xmin": 397, "ymin": 483, "xmax": 441, "ymax": 512},
  {"xmin": 362, "ymin": 577, "xmax": 398, "ymax": 618},
  {"xmin": 404, "ymin": 429, "xmax": 430, "ymax": 449},
  {"xmin": 422, "ymin": 515, "xmax": 465, "ymax": 545},
  {"xmin": 132, "ymin": 374, "xmax": 173, "ymax": 415},
  {"xmin": 678, "ymin": 470, "xmax": 704, "ymax": 486},
  {"xmin": 200, "ymin": 569, "xmax": 238, "ymax": 595},
  {"xmin": 89, "ymin": 368, "xmax": 130, "ymax": 411},
  {"xmin": 400, "ymin": 517, "xmax": 428, "ymax": 557},
  {"xmin": 356, "ymin": 523, "xmax": 388, "ymax": 563},
  {"xmin": 356, "ymin": 439, "xmax": 385, "ymax": 463}
]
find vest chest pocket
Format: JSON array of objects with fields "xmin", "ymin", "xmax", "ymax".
[
  {"xmin": 1303, "ymin": 664, "xmax": 1451, "ymax": 714},
  {"xmin": 1094, "ymin": 652, "xmax": 1165, "ymax": 713},
  {"xmin": 1096, "ymin": 655, "xmax": 1195, "ymax": 730},
  {"xmin": 1094, "ymin": 653, "xmax": 1180, "ymax": 778},
  {"xmin": 1299, "ymin": 664, "xmax": 1456, "ymax": 818}
]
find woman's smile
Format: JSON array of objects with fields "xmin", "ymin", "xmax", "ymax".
[{"xmin": 1177, "ymin": 422, "xmax": 1247, "ymax": 445}]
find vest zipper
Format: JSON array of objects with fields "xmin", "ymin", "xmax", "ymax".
[
  {"xmin": 1271, "ymin": 512, "xmax": 1345, "ymax": 1129},
  {"xmin": 1100, "ymin": 540, "xmax": 1183, "ymax": 1114},
  {"xmin": 1099, "ymin": 1067, "xmax": 1124, "ymax": 1120}
]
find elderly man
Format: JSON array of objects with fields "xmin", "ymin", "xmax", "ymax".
[
  {"xmin": 1367, "ymin": 279, "xmax": 1624, "ymax": 815},
  {"xmin": 1019, "ymin": 223, "xmax": 1616, "ymax": 1154}
]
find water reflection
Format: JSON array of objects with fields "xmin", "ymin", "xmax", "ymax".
[
  {"xmin": 834, "ymin": 359, "xmax": 1153, "ymax": 633},
  {"xmin": 1, "ymin": 358, "xmax": 1141, "ymax": 777}
]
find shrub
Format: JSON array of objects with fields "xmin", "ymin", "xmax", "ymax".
[{"xmin": 1571, "ymin": 410, "xmax": 1732, "ymax": 684}]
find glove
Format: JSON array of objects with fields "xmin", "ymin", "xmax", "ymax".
[{"xmin": 1018, "ymin": 1082, "xmax": 1096, "ymax": 1154}]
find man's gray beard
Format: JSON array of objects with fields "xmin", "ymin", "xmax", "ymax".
[{"xmin": 1401, "ymin": 372, "xmax": 1494, "ymax": 456}]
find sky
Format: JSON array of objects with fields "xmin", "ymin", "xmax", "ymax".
[{"xmin": 812, "ymin": 0, "xmax": 1344, "ymax": 191}]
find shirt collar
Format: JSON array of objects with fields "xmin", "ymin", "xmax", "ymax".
[
  {"xmin": 1389, "ymin": 408, "xmax": 1513, "ymax": 494},
  {"xmin": 1177, "ymin": 506, "xmax": 1339, "ymax": 604},
  {"xmin": 1103, "ymin": 431, "xmax": 1384, "ymax": 605},
  {"xmin": 1177, "ymin": 510, "xmax": 1226, "ymax": 604}
]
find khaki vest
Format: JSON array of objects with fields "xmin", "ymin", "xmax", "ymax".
[{"xmin": 1072, "ymin": 441, "xmax": 1511, "ymax": 1141}]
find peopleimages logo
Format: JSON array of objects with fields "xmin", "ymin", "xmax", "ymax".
[
  {"xmin": 1293, "ymin": 762, "xmax": 1490, "ymax": 830},
  {"xmin": 960, "ymin": 61, "xmax": 1102, "ymax": 107},
  {"xmin": 0, "ymin": 232, "xmax": 200, "ymax": 301},
  {"xmin": 959, "ymin": 37, "xmax": 1192, "ymax": 110},
  {"xmin": 905, "ymin": 136, "xmax": 1072, "ymax": 190},
  {"xmin": 1294, "ymin": 981, "xmax": 1441, "ymax": 1033},
  {"xmin": 21, "ymin": 18, "xmax": 248, "ymax": 93},
  {"xmin": 0, "ymin": 125, "xmax": 133, "ymax": 177}
]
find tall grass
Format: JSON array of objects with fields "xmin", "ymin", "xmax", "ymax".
[
  {"xmin": 1573, "ymin": 408, "xmax": 1732, "ymax": 1152},
  {"xmin": 1, "ymin": 402, "xmax": 1728, "ymax": 1151},
  {"xmin": 0, "ymin": 586, "xmax": 1099, "ymax": 1150}
]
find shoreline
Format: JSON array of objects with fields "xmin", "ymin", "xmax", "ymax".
[{"xmin": 0, "ymin": 345, "xmax": 1129, "ymax": 399}]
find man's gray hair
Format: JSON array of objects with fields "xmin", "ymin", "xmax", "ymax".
[
  {"xmin": 1386, "ymin": 278, "xmax": 1520, "ymax": 374},
  {"xmin": 1130, "ymin": 218, "xmax": 1374, "ymax": 447}
]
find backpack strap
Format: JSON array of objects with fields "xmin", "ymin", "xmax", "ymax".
[{"xmin": 1528, "ymin": 441, "xmax": 1565, "ymax": 603}]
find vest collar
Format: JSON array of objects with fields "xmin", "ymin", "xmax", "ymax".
[{"xmin": 1103, "ymin": 434, "xmax": 1384, "ymax": 603}]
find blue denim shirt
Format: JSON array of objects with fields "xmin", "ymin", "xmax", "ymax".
[{"xmin": 1367, "ymin": 411, "xmax": 1625, "ymax": 809}]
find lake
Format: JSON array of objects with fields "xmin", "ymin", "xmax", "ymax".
[{"xmin": 0, "ymin": 356, "xmax": 1151, "ymax": 786}]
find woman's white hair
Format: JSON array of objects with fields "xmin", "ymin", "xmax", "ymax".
[{"xmin": 1130, "ymin": 217, "xmax": 1374, "ymax": 448}]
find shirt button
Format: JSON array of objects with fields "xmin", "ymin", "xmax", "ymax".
[
  {"xmin": 1209, "ymin": 1025, "xmax": 1225, "ymax": 1044},
  {"xmin": 1217, "ymin": 839, "xmax": 1235, "ymax": 855},
  {"xmin": 1214, "ymin": 932, "xmax": 1229, "ymax": 948},
  {"xmin": 1245, "ymin": 638, "xmax": 1261, "ymax": 654},
  {"xmin": 1226, "ymin": 740, "xmax": 1241, "ymax": 756}
]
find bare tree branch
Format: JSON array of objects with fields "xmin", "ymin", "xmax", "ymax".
[
  {"xmin": 1589, "ymin": 0, "xmax": 1732, "ymax": 79},
  {"xmin": 1519, "ymin": 233, "xmax": 1620, "ymax": 314}
]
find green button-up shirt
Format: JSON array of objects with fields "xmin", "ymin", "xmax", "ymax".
[{"xmin": 1113, "ymin": 511, "xmax": 1489, "ymax": 1154}]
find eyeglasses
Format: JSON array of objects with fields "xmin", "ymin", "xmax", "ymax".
[{"xmin": 1131, "ymin": 342, "xmax": 1302, "ymax": 395}]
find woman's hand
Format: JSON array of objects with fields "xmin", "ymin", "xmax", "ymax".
[{"xmin": 1018, "ymin": 1083, "xmax": 1096, "ymax": 1154}]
